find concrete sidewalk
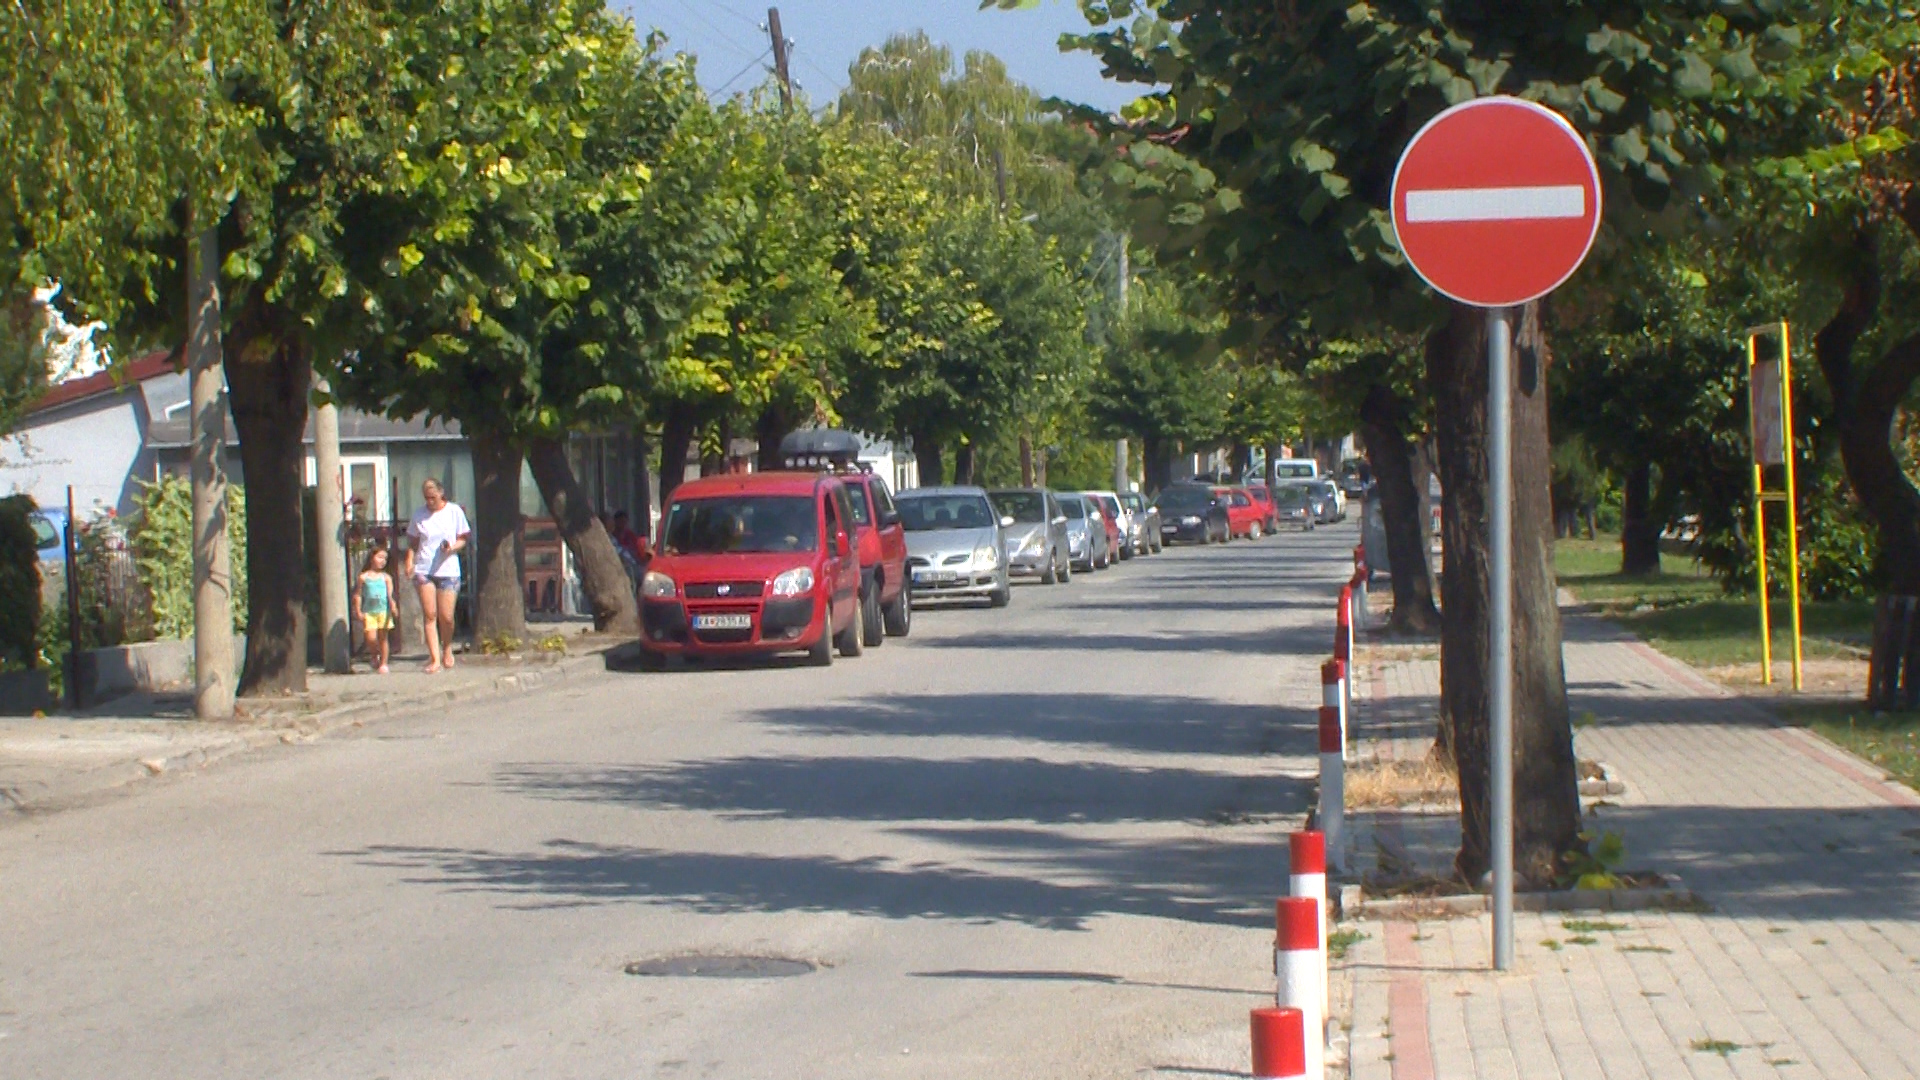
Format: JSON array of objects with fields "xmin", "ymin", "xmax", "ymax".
[
  {"xmin": 0, "ymin": 638, "xmax": 630, "ymax": 818},
  {"xmin": 1339, "ymin": 615, "xmax": 1920, "ymax": 1080}
]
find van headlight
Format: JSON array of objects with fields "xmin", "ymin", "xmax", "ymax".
[
  {"xmin": 641, "ymin": 571, "xmax": 676, "ymax": 599},
  {"xmin": 770, "ymin": 567, "xmax": 815, "ymax": 597}
]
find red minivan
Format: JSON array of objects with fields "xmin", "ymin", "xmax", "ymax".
[
  {"xmin": 638, "ymin": 472, "xmax": 865, "ymax": 667},
  {"xmin": 779, "ymin": 430, "xmax": 910, "ymax": 646}
]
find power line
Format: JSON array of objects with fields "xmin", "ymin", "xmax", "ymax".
[
  {"xmin": 668, "ymin": 0, "xmax": 762, "ymax": 66},
  {"xmin": 714, "ymin": 47, "xmax": 773, "ymax": 96}
]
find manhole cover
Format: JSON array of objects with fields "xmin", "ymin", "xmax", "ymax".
[{"xmin": 624, "ymin": 954, "xmax": 816, "ymax": 979}]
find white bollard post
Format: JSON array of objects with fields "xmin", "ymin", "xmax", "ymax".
[
  {"xmin": 1250, "ymin": 1006, "xmax": 1308, "ymax": 1080},
  {"xmin": 1318, "ymin": 706, "xmax": 1345, "ymax": 873},
  {"xmin": 1289, "ymin": 830, "xmax": 1329, "ymax": 1018},
  {"xmin": 1321, "ymin": 658, "xmax": 1348, "ymax": 760},
  {"xmin": 1275, "ymin": 896, "xmax": 1325, "ymax": 1079}
]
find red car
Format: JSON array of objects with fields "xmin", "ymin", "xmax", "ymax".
[
  {"xmin": 1082, "ymin": 492, "xmax": 1124, "ymax": 567},
  {"xmin": 780, "ymin": 430, "xmax": 910, "ymax": 645},
  {"xmin": 638, "ymin": 472, "xmax": 865, "ymax": 667},
  {"xmin": 1220, "ymin": 486, "xmax": 1267, "ymax": 540},
  {"xmin": 1245, "ymin": 484, "xmax": 1280, "ymax": 533}
]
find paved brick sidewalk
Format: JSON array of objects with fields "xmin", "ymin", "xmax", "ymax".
[{"xmin": 1340, "ymin": 615, "xmax": 1920, "ymax": 1080}]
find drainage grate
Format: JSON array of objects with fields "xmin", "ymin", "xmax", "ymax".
[{"xmin": 624, "ymin": 954, "xmax": 817, "ymax": 979}]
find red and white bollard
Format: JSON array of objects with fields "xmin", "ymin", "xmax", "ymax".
[
  {"xmin": 1318, "ymin": 705, "xmax": 1344, "ymax": 872},
  {"xmin": 1275, "ymin": 896, "xmax": 1325, "ymax": 1079},
  {"xmin": 1289, "ymin": 830, "xmax": 1329, "ymax": 1017},
  {"xmin": 1250, "ymin": 1006, "xmax": 1308, "ymax": 1080},
  {"xmin": 1321, "ymin": 658, "xmax": 1348, "ymax": 760},
  {"xmin": 1334, "ymin": 586, "xmax": 1355, "ymax": 719}
]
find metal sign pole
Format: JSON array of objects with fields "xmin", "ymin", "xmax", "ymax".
[{"xmin": 1488, "ymin": 307, "xmax": 1515, "ymax": 971}]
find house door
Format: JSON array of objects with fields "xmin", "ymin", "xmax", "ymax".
[{"xmin": 342, "ymin": 456, "xmax": 387, "ymax": 522}]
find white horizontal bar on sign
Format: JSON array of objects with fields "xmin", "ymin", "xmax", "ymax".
[{"xmin": 1404, "ymin": 184, "xmax": 1585, "ymax": 223}]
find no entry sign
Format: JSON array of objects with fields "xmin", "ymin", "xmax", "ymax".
[{"xmin": 1390, "ymin": 97, "xmax": 1602, "ymax": 308}]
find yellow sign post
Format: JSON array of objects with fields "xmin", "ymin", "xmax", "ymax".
[{"xmin": 1744, "ymin": 322, "xmax": 1803, "ymax": 691}]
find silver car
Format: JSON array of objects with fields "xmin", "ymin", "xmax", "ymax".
[
  {"xmin": 988, "ymin": 488, "xmax": 1071, "ymax": 585},
  {"xmin": 1058, "ymin": 493, "xmax": 1112, "ymax": 572},
  {"xmin": 1118, "ymin": 491, "xmax": 1161, "ymax": 554},
  {"xmin": 896, "ymin": 487, "xmax": 1011, "ymax": 607}
]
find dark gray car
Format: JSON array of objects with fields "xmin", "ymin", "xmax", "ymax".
[{"xmin": 988, "ymin": 488, "xmax": 1071, "ymax": 585}]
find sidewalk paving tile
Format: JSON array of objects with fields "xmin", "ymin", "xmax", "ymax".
[{"xmin": 1333, "ymin": 612, "xmax": 1920, "ymax": 1080}]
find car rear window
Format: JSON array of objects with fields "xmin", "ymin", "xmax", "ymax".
[
  {"xmin": 1059, "ymin": 497, "xmax": 1086, "ymax": 520},
  {"xmin": 662, "ymin": 495, "xmax": 819, "ymax": 554},
  {"xmin": 30, "ymin": 517, "xmax": 59, "ymax": 549},
  {"xmin": 990, "ymin": 491, "xmax": 1046, "ymax": 523},
  {"xmin": 1155, "ymin": 486, "xmax": 1212, "ymax": 512},
  {"xmin": 897, "ymin": 494, "xmax": 995, "ymax": 531}
]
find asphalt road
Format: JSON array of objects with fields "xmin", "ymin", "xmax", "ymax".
[{"xmin": 1, "ymin": 519, "xmax": 1357, "ymax": 1080}]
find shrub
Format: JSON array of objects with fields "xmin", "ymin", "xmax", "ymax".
[
  {"xmin": 0, "ymin": 495, "xmax": 41, "ymax": 668},
  {"xmin": 128, "ymin": 477, "xmax": 248, "ymax": 640}
]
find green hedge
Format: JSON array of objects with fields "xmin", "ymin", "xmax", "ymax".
[
  {"xmin": 129, "ymin": 477, "xmax": 248, "ymax": 640},
  {"xmin": 0, "ymin": 495, "xmax": 41, "ymax": 668}
]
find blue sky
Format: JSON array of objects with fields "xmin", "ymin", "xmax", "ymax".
[{"xmin": 615, "ymin": 0, "xmax": 1144, "ymax": 112}]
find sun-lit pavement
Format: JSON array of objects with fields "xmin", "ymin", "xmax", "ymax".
[
  {"xmin": 0, "ymin": 522, "xmax": 1358, "ymax": 1080},
  {"xmin": 1344, "ymin": 617, "xmax": 1920, "ymax": 1080}
]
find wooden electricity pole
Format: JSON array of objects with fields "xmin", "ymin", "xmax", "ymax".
[
  {"xmin": 766, "ymin": 8, "xmax": 792, "ymax": 111},
  {"xmin": 188, "ymin": 221, "xmax": 235, "ymax": 718}
]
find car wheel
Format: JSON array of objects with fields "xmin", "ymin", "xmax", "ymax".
[
  {"xmin": 883, "ymin": 584, "xmax": 911, "ymax": 637},
  {"xmin": 989, "ymin": 582, "xmax": 1011, "ymax": 608},
  {"xmin": 836, "ymin": 601, "xmax": 863, "ymax": 657},
  {"xmin": 861, "ymin": 585, "xmax": 884, "ymax": 647},
  {"xmin": 1059, "ymin": 551, "xmax": 1072, "ymax": 583},
  {"xmin": 1249, "ymin": 522, "xmax": 1263, "ymax": 541},
  {"xmin": 1041, "ymin": 553, "xmax": 1058, "ymax": 585},
  {"xmin": 808, "ymin": 609, "xmax": 834, "ymax": 667}
]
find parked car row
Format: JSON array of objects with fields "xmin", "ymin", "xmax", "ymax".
[{"xmin": 1149, "ymin": 476, "xmax": 1345, "ymax": 543}]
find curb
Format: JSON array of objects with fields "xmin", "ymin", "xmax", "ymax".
[
  {"xmin": 1344, "ymin": 879, "xmax": 1705, "ymax": 921},
  {"xmin": 0, "ymin": 644, "xmax": 631, "ymax": 820}
]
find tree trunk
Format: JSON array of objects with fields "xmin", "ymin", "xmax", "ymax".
[
  {"xmin": 528, "ymin": 435, "xmax": 640, "ymax": 634},
  {"xmin": 468, "ymin": 430, "xmax": 527, "ymax": 644},
  {"xmin": 701, "ymin": 415, "xmax": 729, "ymax": 476},
  {"xmin": 1230, "ymin": 441, "xmax": 1252, "ymax": 480},
  {"xmin": 1359, "ymin": 381, "xmax": 1440, "ymax": 635},
  {"xmin": 1812, "ymin": 221, "xmax": 1920, "ymax": 707},
  {"xmin": 312, "ymin": 376, "xmax": 351, "ymax": 673},
  {"xmin": 953, "ymin": 441, "xmax": 975, "ymax": 485},
  {"xmin": 915, "ymin": 437, "xmax": 944, "ymax": 486},
  {"xmin": 1619, "ymin": 459, "xmax": 1662, "ymax": 576},
  {"xmin": 224, "ymin": 316, "xmax": 309, "ymax": 697},
  {"xmin": 1019, "ymin": 433, "xmax": 1035, "ymax": 486},
  {"xmin": 658, "ymin": 404, "xmax": 695, "ymax": 507},
  {"xmin": 1264, "ymin": 441, "xmax": 1281, "ymax": 490},
  {"xmin": 755, "ymin": 404, "xmax": 789, "ymax": 472},
  {"xmin": 1143, "ymin": 434, "xmax": 1171, "ymax": 494},
  {"xmin": 1427, "ymin": 302, "xmax": 1580, "ymax": 886}
]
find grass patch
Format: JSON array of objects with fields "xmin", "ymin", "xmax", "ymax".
[
  {"xmin": 1346, "ymin": 756, "xmax": 1459, "ymax": 808},
  {"xmin": 1619, "ymin": 945, "xmax": 1673, "ymax": 954},
  {"xmin": 1328, "ymin": 928, "xmax": 1368, "ymax": 960},
  {"xmin": 1554, "ymin": 535, "xmax": 1874, "ymax": 667},
  {"xmin": 1691, "ymin": 1038, "xmax": 1744, "ymax": 1057},
  {"xmin": 1561, "ymin": 919, "xmax": 1628, "ymax": 934},
  {"xmin": 1778, "ymin": 700, "xmax": 1920, "ymax": 794},
  {"xmin": 1567, "ymin": 934, "xmax": 1598, "ymax": 946}
]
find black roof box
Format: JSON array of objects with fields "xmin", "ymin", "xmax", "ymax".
[{"xmin": 779, "ymin": 428, "xmax": 865, "ymax": 470}]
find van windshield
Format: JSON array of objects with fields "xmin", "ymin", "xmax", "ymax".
[{"xmin": 662, "ymin": 496, "xmax": 818, "ymax": 554}]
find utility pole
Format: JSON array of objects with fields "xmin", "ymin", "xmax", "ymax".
[
  {"xmin": 188, "ymin": 220, "xmax": 235, "ymax": 719},
  {"xmin": 313, "ymin": 375, "xmax": 350, "ymax": 674},
  {"xmin": 766, "ymin": 7, "xmax": 792, "ymax": 112},
  {"xmin": 1113, "ymin": 233, "xmax": 1131, "ymax": 493}
]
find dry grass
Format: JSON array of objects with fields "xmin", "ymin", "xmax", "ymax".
[{"xmin": 1347, "ymin": 755, "xmax": 1460, "ymax": 808}]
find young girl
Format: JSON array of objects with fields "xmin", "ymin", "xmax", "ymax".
[{"xmin": 355, "ymin": 547, "xmax": 395, "ymax": 674}]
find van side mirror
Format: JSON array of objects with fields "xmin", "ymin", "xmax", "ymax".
[
  {"xmin": 1052, "ymin": 514, "xmax": 1067, "ymax": 525},
  {"xmin": 1000, "ymin": 515, "xmax": 1015, "ymax": 528}
]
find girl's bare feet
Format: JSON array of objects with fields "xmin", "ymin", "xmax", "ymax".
[
  {"xmin": 423, "ymin": 662, "xmax": 442, "ymax": 674},
  {"xmin": 441, "ymin": 651, "xmax": 456, "ymax": 670}
]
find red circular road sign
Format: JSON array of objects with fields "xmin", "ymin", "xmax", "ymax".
[{"xmin": 1390, "ymin": 96, "xmax": 1602, "ymax": 308}]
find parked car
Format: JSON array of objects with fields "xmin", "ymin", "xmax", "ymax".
[
  {"xmin": 29, "ymin": 508, "xmax": 68, "ymax": 568},
  {"xmin": 894, "ymin": 487, "xmax": 1010, "ymax": 607},
  {"xmin": 638, "ymin": 472, "xmax": 865, "ymax": 667},
  {"xmin": 1117, "ymin": 491, "xmax": 1161, "ymax": 555},
  {"xmin": 1058, "ymin": 493, "xmax": 1112, "ymax": 571},
  {"xmin": 1306, "ymin": 478, "xmax": 1345, "ymax": 524},
  {"xmin": 1155, "ymin": 483, "xmax": 1229, "ymax": 544},
  {"xmin": 1084, "ymin": 491, "xmax": 1128, "ymax": 562},
  {"xmin": 779, "ymin": 430, "xmax": 909, "ymax": 644},
  {"xmin": 1245, "ymin": 484, "xmax": 1280, "ymax": 533},
  {"xmin": 989, "ymin": 487, "xmax": 1071, "ymax": 585},
  {"xmin": 1222, "ymin": 486, "xmax": 1267, "ymax": 539},
  {"xmin": 1273, "ymin": 483, "xmax": 1315, "ymax": 531}
]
